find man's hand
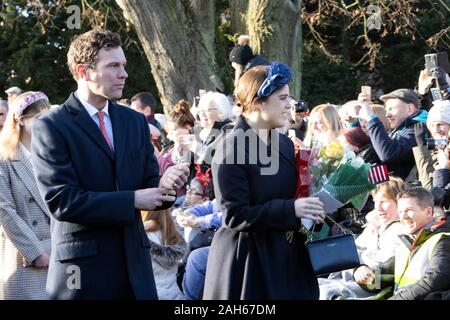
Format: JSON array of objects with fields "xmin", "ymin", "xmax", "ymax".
[
  {"xmin": 418, "ymin": 69, "xmax": 434, "ymax": 95},
  {"xmin": 354, "ymin": 265, "xmax": 376, "ymax": 285},
  {"xmin": 159, "ymin": 163, "xmax": 190, "ymax": 190},
  {"xmin": 135, "ymin": 188, "xmax": 176, "ymax": 210},
  {"xmin": 33, "ymin": 252, "xmax": 50, "ymax": 268},
  {"xmin": 357, "ymin": 93, "xmax": 374, "ymax": 121}
]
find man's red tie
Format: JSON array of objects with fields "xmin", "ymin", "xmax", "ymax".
[{"xmin": 97, "ymin": 111, "xmax": 114, "ymax": 151}]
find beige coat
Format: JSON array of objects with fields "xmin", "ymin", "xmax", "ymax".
[
  {"xmin": 412, "ymin": 145, "xmax": 437, "ymax": 189},
  {"xmin": 0, "ymin": 147, "xmax": 51, "ymax": 299}
]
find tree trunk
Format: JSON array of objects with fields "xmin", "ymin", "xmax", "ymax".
[
  {"xmin": 115, "ymin": 0, "xmax": 223, "ymax": 113},
  {"xmin": 229, "ymin": 0, "xmax": 303, "ymax": 98}
]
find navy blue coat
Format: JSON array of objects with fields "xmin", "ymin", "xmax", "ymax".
[
  {"xmin": 31, "ymin": 93, "xmax": 160, "ymax": 300},
  {"xmin": 203, "ymin": 116, "xmax": 319, "ymax": 300},
  {"xmin": 366, "ymin": 115, "xmax": 418, "ymax": 180}
]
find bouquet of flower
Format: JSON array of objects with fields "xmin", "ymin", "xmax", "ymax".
[
  {"xmin": 309, "ymin": 141, "xmax": 344, "ymax": 194},
  {"xmin": 288, "ymin": 140, "xmax": 375, "ymax": 242},
  {"xmin": 309, "ymin": 141, "xmax": 376, "ymax": 212}
]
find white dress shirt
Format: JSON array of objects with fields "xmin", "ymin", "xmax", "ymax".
[{"xmin": 76, "ymin": 92, "xmax": 115, "ymax": 150}]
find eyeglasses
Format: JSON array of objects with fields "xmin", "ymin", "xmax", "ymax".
[{"xmin": 186, "ymin": 186, "xmax": 204, "ymax": 197}]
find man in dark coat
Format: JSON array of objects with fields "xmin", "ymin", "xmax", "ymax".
[
  {"xmin": 31, "ymin": 29, "xmax": 189, "ymax": 300},
  {"xmin": 130, "ymin": 92, "xmax": 162, "ymax": 132},
  {"xmin": 359, "ymin": 89, "xmax": 428, "ymax": 180}
]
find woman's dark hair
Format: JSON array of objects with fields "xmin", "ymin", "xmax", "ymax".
[
  {"xmin": 343, "ymin": 126, "xmax": 370, "ymax": 149},
  {"xmin": 168, "ymin": 99, "xmax": 195, "ymax": 128}
]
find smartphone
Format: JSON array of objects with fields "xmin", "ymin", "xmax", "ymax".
[
  {"xmin": 430, "ymin": 87, "xmax": 443, "ymax": 101},
  {"xmin": 361, "ymin": 86, "xmax": 371, "ymax": 100},
  {"xmin": 425, "ymin": 52, "xmax": 450, "ymax": 76}
]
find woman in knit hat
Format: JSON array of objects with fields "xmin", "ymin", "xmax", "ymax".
[
  {"xmin": 229, "ymin": 35, "xmax": 269, "ymax": 86},
  {"xmin": 413, "ymin": 100, "xmax": 450, "ymax": 189}
]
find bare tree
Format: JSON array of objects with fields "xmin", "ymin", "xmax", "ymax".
[
  {"xmin": 230, "ymin": 0, "xmax": 303, "ymax": 98},
  {"xmin": 115, "ymin": 0, "xmax": 223, "ymax": 113}
]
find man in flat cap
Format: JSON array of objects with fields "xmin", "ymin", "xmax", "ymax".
[{"xmin": 358, "ymin": 88, "xmax": 428, "ymax": 180}]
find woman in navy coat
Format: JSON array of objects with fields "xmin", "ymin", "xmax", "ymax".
[{"xmin": 203, "ymin": 62, "xmax": 325, "ymax": 300}]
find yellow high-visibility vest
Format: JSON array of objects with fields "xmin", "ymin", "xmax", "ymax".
[{"xmin": 394, "ymin": 232, "xmax": 450, "ymax": 293}]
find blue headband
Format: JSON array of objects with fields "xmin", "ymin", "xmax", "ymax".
[{"xmin": 256, "ymin": 61, "xmax": 293, "ymax": 98}]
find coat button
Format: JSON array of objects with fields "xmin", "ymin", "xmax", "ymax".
[
  {"xmin": 32, "ymin": 220, "xmax": 38, "ymax": 227},
  {"xmin": 29, "ymin": 197, "xmax": 35, "ymax": 203}
]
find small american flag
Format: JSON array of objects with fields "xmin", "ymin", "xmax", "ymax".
[{"xmin": 369, "ymin": 164, "xmax": 390, "ymax": 184}]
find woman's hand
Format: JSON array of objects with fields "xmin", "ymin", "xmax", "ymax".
[
  {"xmin": 33, "ymin": 252, "xmax": 50, "ymax": 268},
  {"xmin": 294, "ymin": 197, "xmax": 325, "ymax": 224},
  {"xmin": 176, "ymin": 210, "xmax": 199, "ymax": 228},
  {"xmin": 436, "ymin": 147, "xmax": 450, "ymax": 169}
]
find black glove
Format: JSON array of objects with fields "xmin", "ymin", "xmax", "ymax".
[
  {"xmin": 414, "ymin": 122, "xmax": 428, "ymax": 146},
  {"xmin": 431, "ymin": 66, "xmax": 450, "ymax": 92}
]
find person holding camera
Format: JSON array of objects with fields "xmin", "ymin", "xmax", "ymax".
[
  {"xmin": 413, "ymin": 100, "xmax": 450, "ymax": 189},
  {"xmin": 288, "ymin": 98, "xmax": 309, "ymax": 140},
  {"xmin": 358, "ymin": 88, "xmax": 428, "ymax": 181}
]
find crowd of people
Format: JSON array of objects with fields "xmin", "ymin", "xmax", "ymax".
[{"xmin": 1, "ymin": 29, "xmax": 450, "ymax": 301}]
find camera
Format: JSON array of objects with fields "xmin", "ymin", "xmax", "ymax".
[
  {"xmin": 290, "ymin": 99, "xmax": 309, "ymax": 113},
  {"xmin": 426, "ymin": 138, "xmax": 448, "ymax": 150},
  {"xmin": 425, "ymin": 52, "xmax": 450, "ymax": 76}
]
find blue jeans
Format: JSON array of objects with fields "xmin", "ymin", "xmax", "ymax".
[{"xmin": 182, "ymin": 246, "xmax": 210, "ymax": 300}]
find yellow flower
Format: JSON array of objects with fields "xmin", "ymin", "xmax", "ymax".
[{"xmin": 323, "ymin": 141, "xmax": 344, "ymax": 160}]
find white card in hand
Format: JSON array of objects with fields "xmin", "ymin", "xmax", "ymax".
[
  {"xmin": 301, "ymin": 218, "xmax": 314, "ymax": 230},
  {"xmin": 312, "ymin": 188, "xmax": 345, "ymax": 214}
]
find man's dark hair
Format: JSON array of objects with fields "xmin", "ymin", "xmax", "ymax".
[
  {"xmin": 131, "ymin": 92, "xmax": 157, "ymax": 114},
  {"xmin": 67, "ymin": 28, "xmax": 122, "ymax": 81},
  {"xmin": 397, "ymin": 187, "xmax": 434, "ymax": 210}
]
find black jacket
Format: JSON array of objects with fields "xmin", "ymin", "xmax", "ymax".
[
  {"xmin": 366, "ymin": 114, "xmax": 419, "ymax": 180},
  {"xmin": 203, "ymin": 116, "xmax": 319, "ymax": 300},
  {"xmin": 366, "ymin": 219, "xmax": 450, "ymax": 300},
  {"xmin": 31, "ymin": 93, "xmax": 163, "ymax": 299}
]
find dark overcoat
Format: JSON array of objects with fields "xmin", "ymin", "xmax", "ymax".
[
  {"xmin": 31, "ymin": 93, "xmax": 160, "ymax": 300},
  {"xmin": 203, "ymin": 116, "xmax": 319, "ymax": 300}
]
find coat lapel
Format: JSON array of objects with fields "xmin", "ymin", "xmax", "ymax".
[
  {"xmin": 11, "ymin": 149, "xmax": 51, "ymax": 218},
  {"xmin": 65, "ymin": 93, "xmax": 115, "ymax": 161},
  {"xmin": 109, "ymin": 102, "xmax": 127, "ymax": 173}
]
